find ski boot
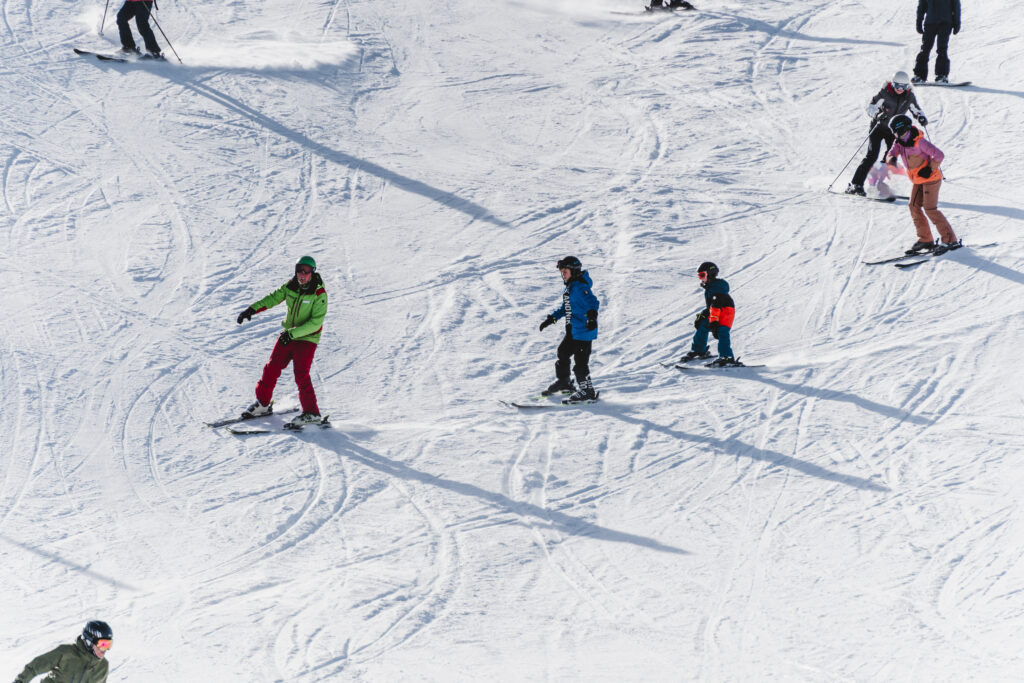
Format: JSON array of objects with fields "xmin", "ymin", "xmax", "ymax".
[
  {"xmin": 141, "ymin": 51, "xmax": 166, "ymax": 61},
  {"xmin": 934, "ymin": 75, "xmax": 949, "ymax": 84},
  {"xmin": 905, "ymin": 240, "xmax": 936, "ymax": 255},
  {"xmin": 911, "ymin": 75, "xmax": 925, "ymax": 84},
  {"xmin": 844, "ymin": 182, "xmax": 866, "ymax": 197},
  {"xmin": 285, "ymin": 412, "xmax": 324, "ymax": 430},
  {"xmin": 242, "ymin": 400, "xmax": 273, "ymax": 419},
  {"xmin": 678, "ymin": 348, "xmax": 713, "ymax": 364},
  {"xmin": 706, "ymin": 356, "xmax": 744, "ymax": 368},
  {"xmin": 119, "ymin": 46, "xmax": 141, "ymax": 56},
  {"xmin": 932, "ymin": 239, "xmax": 962, "ymax": 255},
  {"xmin": 563, "ymin": 377, "xmax": 599, "ymax": 404},
  {"xmin": 542, "ymin": 377, "xmax": 575, "ymax": 396}
]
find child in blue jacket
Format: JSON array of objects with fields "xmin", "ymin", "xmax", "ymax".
[
  {"xmin": 679, "ymin": 261, "xmax": 743, "ymax": 367},
  {"xmin": 539, "ymin": 256, "xmax": 601, "ymax": 403}
]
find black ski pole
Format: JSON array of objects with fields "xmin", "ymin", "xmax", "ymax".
[
  {"xmin": 99, "ymin": 0, "xmax": 111, "ymax": 35},
  {"xmin": 149, "ymin": 10, "xmax": 183, "ymax": 64},
  {"xmin": 826, "ymin": 121, "xmax": 880, "ymax": 192}
]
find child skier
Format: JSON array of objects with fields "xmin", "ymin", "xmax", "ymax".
[
  {"xmin": 678, "ymin": 262, "xmax": 742, "ymax": 368},
  {"xmin": 14, "ymin": 621, "xmax": 112, "ymax": 683},
  {"xmin": 539, "ymin": 256, "xmax": 601, "ymax": 404},
  {"xmin": 885, "ymin": 114, "xmax": 960, "ymax": 253},
  {"xmin": 846, "ymin": 71, "xmax": 928, "ymax": 197},
  {"xmin": 236, "ymin": 256, "xmax": 328, "ymax": 428}
]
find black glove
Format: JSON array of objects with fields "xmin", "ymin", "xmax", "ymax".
[
  {"xmin": 917, "ymin": 23, "xmax": 924, "ymax": 34},
  {"xmin": 237, "ymin": 306, "xmax": 255, "ymax": 324},
  {"xmin": 709, "ymin": 320, "xmax": 721, "ymax": 339},
  {"xmin": 694, "ymin": 309, "xmax": 709, "ymax": 330},
  {"xmin": 539, "ymin": 314, "xmax": 556, "ymax": 332},
  {"xmin": 886, "ymin": 156, "xmax": 898, "ymax": 167},
  {"xmin": 917, "ymin": 165, "xmax": 933, "ymax": 179},
  {"xmin": 585, "ymin": 310, "xmax": 598, "ymax": 331},
  {"xmin": 278, "ymin": 330, "xmax": 293, "ymax": 345},
  {"xmin": 917, "ymin": 115, "xmax": 928, "ymax": 127},
  {"xmin": 953, "ymin": 24, "xmax": 960, "ymax": 35}
]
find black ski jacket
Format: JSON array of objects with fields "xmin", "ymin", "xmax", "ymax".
[
  {"xmin": 868, "ymin": 83, "xmax": 923, "ymax": 128},
  {"xmin": 917, "ymin": 0, "xmax": 961, "ymax": 28}
]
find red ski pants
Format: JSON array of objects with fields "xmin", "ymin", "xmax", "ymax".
[{"xmin": 255, "ymin": 339, "xmax": 320, "ymax": 415}]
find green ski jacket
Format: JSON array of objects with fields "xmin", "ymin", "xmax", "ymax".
[
  {"xmin": 250, "ymin": 273, "xmax": 328, "ymax": 344},
  {"xmin": 14, "ymin": 637, "xmax": 109, "ymax": 683}
]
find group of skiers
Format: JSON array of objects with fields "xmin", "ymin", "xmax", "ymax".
[{"xmin": 845, "ymin": 0, "xmax": 963, "ymax": 255}]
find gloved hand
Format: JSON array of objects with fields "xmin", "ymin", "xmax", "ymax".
[
  {"xmin": 694, "ymin": 309, "xmax": 709, "ymax": 330},
  {"xmin": 709, "ymin": 320, "xmax": 721, "ymax": 339},
  {"xmin": 236, "ymin": 306, "xmax": 255, "ymax": 324},
  {"xmin": 917, "ymin": 165, "xmax": 933, "ymax": 179},
  {"xmin": 278, "ymin": 330, "xmax": 293, "ymax": 345},
  {"xmin": 953, "ymin": 24, "xmax": 960, "ymax": 35},
  {"xmin": 917, "ymin": 23, "xmax": 924, "ymax": 34},
  {"xmin": 886, "ymin": 156, "xmax": 898, "ymax": 167},
  {"xmin": 539, "ymin": 314, "xmax": 556, "ymax": 332},
  {"xmin": 585, "ymin": 310, "xmax": 598, "ymax": 331},
  {"xmin": 916, "ymin": 115, "xmax": 928, "ymax": 126},
  {"xmin": 865, "ymin": 102, "xmax": 882, "ymax": 119}
]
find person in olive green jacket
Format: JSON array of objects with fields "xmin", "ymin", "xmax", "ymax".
[
  {"xmin": 14, "ymin": 620, "xmax": 112, "ymax": 683},
  {"xmin": 236, "ymin": 255, "xmax": 328, "ymax": 428}
]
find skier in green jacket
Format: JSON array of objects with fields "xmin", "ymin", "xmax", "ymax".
[
  {"xmin": 13, "ymin": 620, "xmax": 112, "ymax": 683},
  {"xmin": 236, "ymin": 256, "xmax": 328, "ymax": 428}
]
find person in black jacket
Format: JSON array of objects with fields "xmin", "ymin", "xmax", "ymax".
[
  {"xmin": 846, "ymin": 71, "xmax": 928, "ymax": 196},
  {"xmin": 913, "ymin": 0, "xmax": 961, "ymax": 83}
]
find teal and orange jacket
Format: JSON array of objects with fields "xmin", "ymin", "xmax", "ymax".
[{"xmin": 250, "ymin": 273, "xmax": 328, "ymax": 344}]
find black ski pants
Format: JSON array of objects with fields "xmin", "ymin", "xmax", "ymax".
[
  {"xmin": 852, "ymin": 123, "xmax": 896, "ymax": 188},
  {"xmin": 117, "ymin": 1, "xmax": 161, "ymax": 54},
  {"xmin": 555, "ymin": 330, "xmax": 592, "ymax": 383},
  {"xmin": 914, "ymin": 23, "xmax": 952, "ymax": 80}
]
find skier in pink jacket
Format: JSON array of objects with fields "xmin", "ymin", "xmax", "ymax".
[{"xmin": 886, "ymin": 114, "xmax": 959, "ymax": 254}]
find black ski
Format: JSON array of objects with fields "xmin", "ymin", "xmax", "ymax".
[
  {"xmin": 828, "ymin": 189, "xmax": 900, "ymax": 203},
  {"xmin": 913, "ymin": 81, "xmax": 971, "ymax": 88},
  {"xmin": 73, "ymin": 47, "xmax": 129, "ymax": 63},
  {"xmin": 894, "ymin": 241, "xmax": 996, "ymax": 268},
  {"xmin": 501, "ymin": 394, "xmax": 600, "ymax": 409},
  {"xmin": 206, "ymin": 407, "xmax": 299, "ymax": 428},
  {"xmin": 863, "ymin": 250, "xmax": 933, "ymax": 265},
  {"xmin": 676, "ymin": 363, "xmax": 765, "ymax": 370}
]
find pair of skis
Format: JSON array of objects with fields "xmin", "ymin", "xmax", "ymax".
[
  {"xmin": 863, "ymin": 242, "xmax": 994, "ymax": 269},
  {"xmin": 73, "ymin": 47, "xmax": 167, "ymax": 64},
  {"xmin": 500, "ymin": 392, "xmax": 601, "ymax": 411},
  {"xmin": 205, "ymin": 408, "xmax": 332, "ymax": 434}
]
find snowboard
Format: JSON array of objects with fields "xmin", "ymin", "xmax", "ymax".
[{"xmin": 913, "ymin": 81, "xmax": 971, "ymax": 88}]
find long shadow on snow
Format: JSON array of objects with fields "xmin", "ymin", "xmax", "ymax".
[
  {"xmin": 708, "ymin": 372, "xmax": 931, "ymax": 426},
  {"xmin": 699, "ymin": 11, "xmax": 902, "ymax": 47},
  {"xmin": 939, "ymin": 200, "xmax": 1024, "ymax": 222},
  {"xmin": 936, "ymin": 250, "xmax": 1024, "ymax": 286},
  {"xmin": 0, "ymin": 533, "xmax": 139, "ymax": 590},
  {"xmin": 320, "ymin": 431, "xmax": 689, "ymax": 556},
  {"xmin": 89, "ymin": 59, "xmax": 509, "ymax": 229},
  {"xmin": 605, "ymin": 408, "xmax": 889, "ymax": 492}
]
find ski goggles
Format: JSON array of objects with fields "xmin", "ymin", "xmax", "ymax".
[
  {"xmin": 697, "ymin": 271, "xmax": 710, "ymax": 281},
  {"xmin": 893, "ymin": 83, "xmax": 909, "ymax": 93},
  {"xmin": 295, "ymin": 266, "xmax": 313, "ymax": 275},
  {"xmin": 95, "ymin": 639, "xmax": 113, "ymax": 651}
]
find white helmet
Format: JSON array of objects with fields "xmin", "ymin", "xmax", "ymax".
[{"xmin": 891, "ymin": 70, "xmax": 911, "ymax": 89}]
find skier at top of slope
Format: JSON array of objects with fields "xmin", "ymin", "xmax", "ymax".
[
  {"xmin": 236, "ymin": 256, "xmax": 328, "ymax": 429},
  {"xmin": 846, "ymin": 71, "xmax": 928, "ymax": 197},
  {"xmin": 913, "ymin": 0, "xmax": 961, "ymax": 84},
  {"xmin": 13, "ymin": 621, "xmax": 112, "ymax": 683},
  {"xmin": 115, "ymin": 0, "xmax": 163, "ymax": 59},
  {"xmin": 538, "ymin": 256, "xmax": 601, "ymax": 403}
]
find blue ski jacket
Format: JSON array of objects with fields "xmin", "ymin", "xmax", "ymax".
[{"xmin": 550, "ymin": 271, "xmax": 600, "ymax": 341}]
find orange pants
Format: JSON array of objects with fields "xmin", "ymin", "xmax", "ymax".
[{"xmin": 909, "ymin": 179, "xmax": 956, "ymax": 244}]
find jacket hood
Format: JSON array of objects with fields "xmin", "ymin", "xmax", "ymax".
[{"xmin": 568, "ymin": 270, "xmax": 594, "ymax": 287}]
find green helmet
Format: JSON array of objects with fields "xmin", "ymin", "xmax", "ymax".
[{"xmin": 296, "ymin": 255, "xmax": 317, "ymax": 271}]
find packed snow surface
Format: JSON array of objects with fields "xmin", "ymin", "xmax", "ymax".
[{"xmin": 3, "ymin": 0, "xmax": 1023, "ymax": 680}]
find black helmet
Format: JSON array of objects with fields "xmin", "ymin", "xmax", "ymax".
[
  {"xmin": 697, "ymin": 261, "xmax": 719, "ymax": 280},
  {"xmin": 889, "ymin": 114, "xmax": 913, "ymax": 138},
  {"xmin": 556, "ymin": 256, "xmax": 583, "ymax": 274},
  {"xmin": 82, "ymin": 620, "xmax": 113, "ymax": 648}
]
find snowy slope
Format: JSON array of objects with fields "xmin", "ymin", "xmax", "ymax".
[{"xmin": 3, "ymin": 0, "xmax": 1024, "ymax": 680}]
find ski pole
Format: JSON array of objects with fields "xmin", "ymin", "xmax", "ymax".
[
  {"xmin": 99, "ymin": 0, "xmax": 111, "ymax": 35},
  {"xmin": 826, "ymin": 121, "xmax": 880, "ymax": 192},
  {"xmin": 149, "ymin": 11, "xmax": 183, "ymax": 64}
]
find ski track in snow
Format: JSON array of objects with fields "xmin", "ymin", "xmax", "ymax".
[{"xmin": 2, "ymin": 0, "xmax": 1024, "ymax": 679}]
